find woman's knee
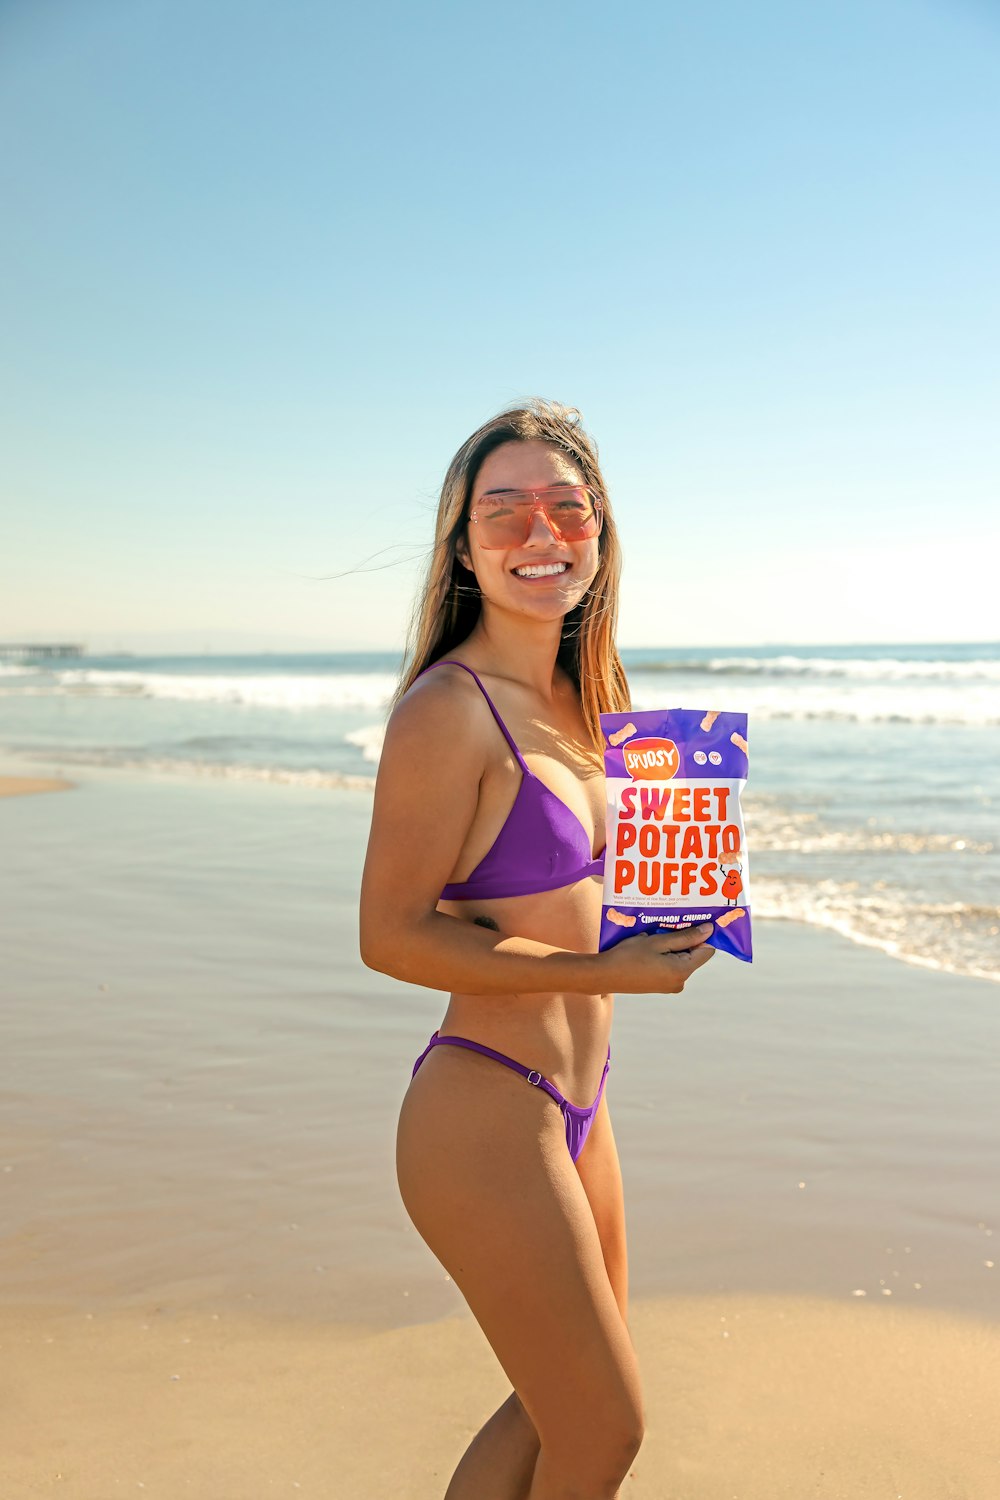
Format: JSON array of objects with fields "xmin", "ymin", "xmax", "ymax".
[
  {"xmin": 532, "ymin": 1416, "xmax": 645, "ymax": 1497},
  {"xmin": 530, "ymin": 1389, "xmax": 644, "ymax": 1489}
]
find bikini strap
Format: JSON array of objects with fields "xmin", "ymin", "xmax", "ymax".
[
  {"xmin": 418, "ymin": 659, "xmax": 529, "ymax": 769},
  {"xmin": 428, "ymin": 1032, "xmax": 568, "ymax": 1109}
]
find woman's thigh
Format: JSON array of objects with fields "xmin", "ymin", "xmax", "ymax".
[
  {"xmin": 574, "ymin": 1094, "xmax": 629, "ymax": 1324},
  {"xmin": 397, "ymin": 1043, "xmax": 644, "ymax": 1456}
]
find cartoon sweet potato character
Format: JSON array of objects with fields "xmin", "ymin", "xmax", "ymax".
[{"xmin": 721, "ymin": 862, "xmax": 743, "ymax": 904}]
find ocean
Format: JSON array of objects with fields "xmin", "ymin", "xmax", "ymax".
[{"xmin": 2, "ymin": 642, "xmax": 996, "ymax": 984}]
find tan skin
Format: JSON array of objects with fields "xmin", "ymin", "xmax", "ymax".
[{"xmin": 360, "ymin": 439, "xmax": 716, "ymax": 1500}]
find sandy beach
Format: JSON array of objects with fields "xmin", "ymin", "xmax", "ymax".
[
  {"xmin": 2, "ymin": 760, "xmax": 998, "ymax": 1496},
  {"xmin": 3, "ymin": 1293, "xmax": 999, "ymax": 1497}
]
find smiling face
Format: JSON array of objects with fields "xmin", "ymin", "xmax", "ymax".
[{"xmin": 456, "ymin": 439, "xmax": 601, "ymax": 621}]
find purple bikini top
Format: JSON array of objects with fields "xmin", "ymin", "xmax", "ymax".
[{"xmin": 418, "ymin": 659, "xmax": 606, "ymax": 901}]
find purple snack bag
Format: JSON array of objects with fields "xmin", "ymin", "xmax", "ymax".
[{"xmin": 598, "ymin": 707, "xmax": 752, "ymax": 963}]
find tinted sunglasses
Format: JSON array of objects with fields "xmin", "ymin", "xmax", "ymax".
[{"xmin": 468, "ymin": 485, "xmax": 604, "ymax": 549}]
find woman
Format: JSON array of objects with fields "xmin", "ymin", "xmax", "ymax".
[{"xmin": 359, "ymin": 399, "xmax": 716, "ymax": 1500}]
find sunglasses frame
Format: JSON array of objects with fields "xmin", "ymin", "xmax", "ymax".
[{"xmin": 468, "ymin": 484, "xmax": 604, "ymax": 550}]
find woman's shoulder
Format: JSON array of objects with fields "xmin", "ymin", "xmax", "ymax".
[
  {"xmin": 396, "ymin": 656, "xmax": 482, "ymax": 711},
  {"xmin": 385, "ymin": 658, "xmax": 493, "ymax": 760}
]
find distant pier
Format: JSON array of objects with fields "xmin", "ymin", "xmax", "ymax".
[{"xmin": 0, "ymin": 643, "xmax": 85, "ymax": 661}]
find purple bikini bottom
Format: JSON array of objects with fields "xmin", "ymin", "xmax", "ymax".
[{"xmin": 411, "ymin": 1031, "xmax": 610, "ymax": 1163}]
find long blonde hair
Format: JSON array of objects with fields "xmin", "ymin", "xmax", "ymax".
[{"xmin": 391, "ymin": 398, "xmax": 631, "ymax": 747}]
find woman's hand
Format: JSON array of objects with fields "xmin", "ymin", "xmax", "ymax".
[{"xmin": 596, "ymin": 923, "xmax": 716, "ymax": 995}]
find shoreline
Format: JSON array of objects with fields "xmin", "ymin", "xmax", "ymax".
[{"xmin": 3, "ymin": 751, "xmax": 994, "ymax": 988}]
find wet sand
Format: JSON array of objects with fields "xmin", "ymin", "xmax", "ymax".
[{"xmin": 2, "ymin": 760, "xmax": 999, "ymax": 1494}]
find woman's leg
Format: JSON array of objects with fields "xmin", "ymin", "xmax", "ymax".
[
  {"xmin": 443, "ymin": 1390, "xmax": 539, "ymax": 1500},
  {"xmin": 442, "ymin": 1096, "xmax": 629, "ymax": 1500},
  {"xmin": 572, "ymin": 1095, "xmax": 629, "ymax": 1326},
  {"xmin": 398, "ymin": 1044, "xmax": 644, "ymax": 1500}
]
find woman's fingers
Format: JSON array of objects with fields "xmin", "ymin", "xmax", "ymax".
[
  {"xmin": 650, "ymin": 921, "xmax": 714, "ymax": 952},
  {"xmin": 673, "ymin": 942, "xmax": 716, "ymax": 971},
  {"xmin": 599, "ymin": 922, "xmax": 717, "ymax": 993}
]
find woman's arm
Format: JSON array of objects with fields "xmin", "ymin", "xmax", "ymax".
[{"xmin": 359, "ymin": 667, "xmax": 714, "ymax": 996}]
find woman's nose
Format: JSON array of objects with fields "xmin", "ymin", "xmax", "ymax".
[{"xmin": 523, "ymin": 506, "xmax": 562, "ymax": 545}]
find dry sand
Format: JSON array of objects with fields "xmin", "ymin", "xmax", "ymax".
[{"xmin": 2, "ymin": 1293, "xmax": 998, "ymax": 1497}]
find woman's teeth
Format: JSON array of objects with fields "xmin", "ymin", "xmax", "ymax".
[{"xmin": 512, "ymin": 562, "xmax": 570, "ymax": 578}]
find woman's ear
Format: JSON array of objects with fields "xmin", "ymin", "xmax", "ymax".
[{"xmin": 455, "ymin": 532, "xmax": 474, "ymax": 573}]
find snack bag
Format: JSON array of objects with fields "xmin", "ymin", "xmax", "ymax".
[{"xmin": 598, "ymin": 708, "xmax": 752, "ymax": 963}]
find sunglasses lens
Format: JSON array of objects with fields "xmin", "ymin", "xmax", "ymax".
[{"xmin": 474, "ymin": 487, "xmax": 602, "ymax": 548}]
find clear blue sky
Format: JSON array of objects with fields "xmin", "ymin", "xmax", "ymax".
[{"xmin": 1, "ymin": 0, "xmax": 997, "ymax": 652}]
